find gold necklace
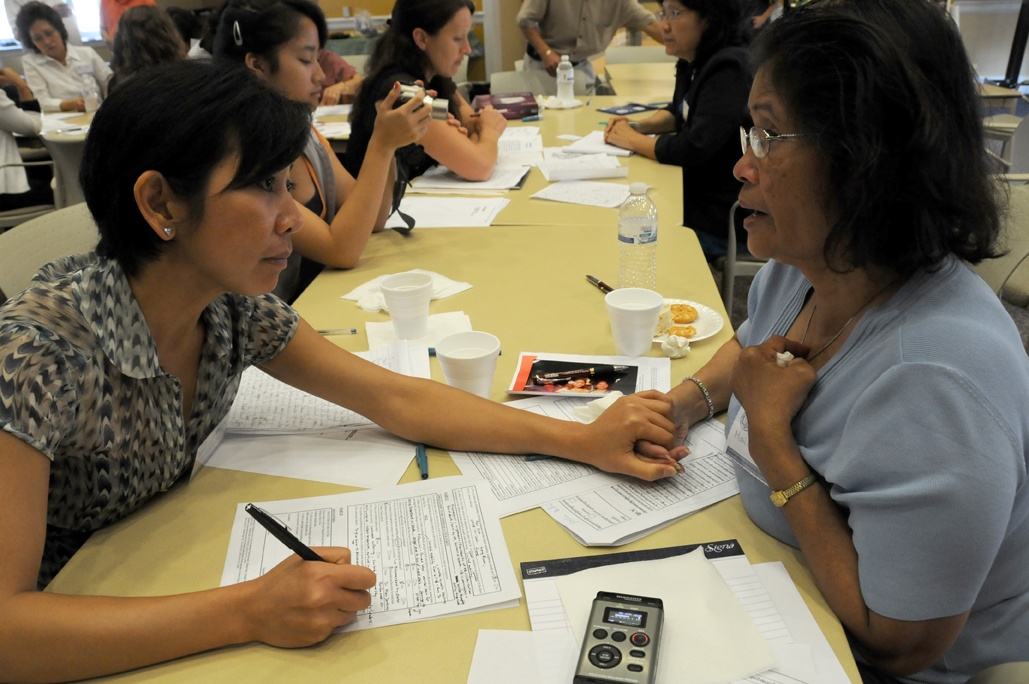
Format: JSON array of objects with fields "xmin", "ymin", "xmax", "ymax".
[{"xmin": 800, "ymin": 276, "xmax": 903, "ymax": 362}]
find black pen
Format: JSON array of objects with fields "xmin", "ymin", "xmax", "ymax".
[
  {"xmin": 586, "ymin": 274, "xmax": 614, "ymax": 293},
  {"xmin": 245, "ymin": 503, "xmax": 326, "ymax": 562}
]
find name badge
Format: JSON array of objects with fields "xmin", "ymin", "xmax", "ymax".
[{"xmin": 724, "ymin": 409, "xmax": 767, "ymax": 485}]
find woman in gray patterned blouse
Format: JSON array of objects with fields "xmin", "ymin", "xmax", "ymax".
[{"xmin": 0, "ymin": 59, "xmax": 686, "ymax": 681}]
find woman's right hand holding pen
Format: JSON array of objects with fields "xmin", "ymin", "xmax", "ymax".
[{"xmin": 242, "ymin": 546, "xmax": 375, "ymax": 648}]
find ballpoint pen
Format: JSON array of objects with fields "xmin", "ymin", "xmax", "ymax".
[
  {"xmin": 586, "ymin": 274, "xmax": 614, "ymax": 293},
  {"xmin": 415, "ymin": 443, "xmax": 429, "ymax": 479},
  {"xmin": 245, "ymin": 504, "xmax": 326, "ymax": 562},
  {"xmin": 317, "ymin": 328, "xmax": 358, "ymax": 335}
]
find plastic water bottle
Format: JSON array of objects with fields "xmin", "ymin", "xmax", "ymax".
[
  {"xmin": 618, "ymin": 183, "xmax": 658, "ymax": 290},
  {"xmin": 556, "ymin": 55, "xmax": 575, "ymax": 104},
  {"xmin": 80, "ymin": 73, "xmax": 99, "ymax": 113}
]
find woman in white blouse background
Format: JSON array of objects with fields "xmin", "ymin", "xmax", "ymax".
[
  {"xmin": 15, "ymin": 0, "xmax": 110, "ymax": 112},
  {"xmin": 0, "ymin": 66, "xmax": 52, "ymax": 209}
]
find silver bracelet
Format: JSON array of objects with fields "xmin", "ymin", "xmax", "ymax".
[{"xmin": 683, "ymin": 375, "xmax": 714, "ymax": 420}]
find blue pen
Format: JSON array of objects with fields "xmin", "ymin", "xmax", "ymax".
[
  {"xmin": 525, "ymin": 454, "xmax": 553, "ymax": 462},
  {"xmin": 416, "ymin": 443, "xmax": 429, "ymax": 479},
  {"xmin": 522, "ymin": 114, "xmax": 541, "ymax": 122},
  {"xmin": 428, "ymin": 348, "xmax": 501, "ymax": 357}
]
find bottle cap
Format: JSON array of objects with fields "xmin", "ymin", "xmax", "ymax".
[
  {"xmin": 561, "ymin": 54, "xmax": 570, "ymax": 62},
  {"xmin": 629, "ymin": 182, "xmax": 648, "ymax": 195}
]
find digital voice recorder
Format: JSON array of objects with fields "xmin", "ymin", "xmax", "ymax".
[{"xmin": 572, "ymin": 591, "xmax": 663, "ymax": 684}]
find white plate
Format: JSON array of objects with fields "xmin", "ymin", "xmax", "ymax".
[
  {"xmin": 653, "ymin": 299, "xmax": 725, "ymax": 343},
  {"xmin": 540, "ymin": 96, "xmax": 583, "ymax": 110}
]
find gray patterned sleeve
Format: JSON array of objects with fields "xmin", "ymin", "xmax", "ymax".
[
  {"xmin": 0, "ymin": 324, "xmax": 79, "ymax": 460},
  {"xmin": 241, "ymin": 293, "xmax": 301, "ymax": 368}
]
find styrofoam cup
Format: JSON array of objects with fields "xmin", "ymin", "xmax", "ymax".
[
  {"xmin": 380, "ymin": 272, "xmax": 433, "ymax": 339},
  {"xmin": 435, "ymin": 331, "xmax": 502, "ymax": 398},
  {"xmin": 605, "ymin": 288, "xmax": 663, "ymax": 357}
]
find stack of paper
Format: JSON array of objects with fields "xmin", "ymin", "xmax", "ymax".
[
  {"xmin": 410, "ymin": 164, "xmax": 532, "ymax": 193},
  {"xmin": 538, "ymin": 148, "xmax": 627, "ymax": 182},
  {"xmin": 221, "ymin": 478, "xmax": 522, "ymax": 631},
  {"xmin": 466, "ymin": 541, "xmax": 851, "ymax": 684},
  {"xmin": 563, "ymin": 130, "xmax": 633, "ymax": 156}
]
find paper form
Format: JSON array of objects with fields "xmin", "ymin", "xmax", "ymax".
[
  {"xmin": 563, "ymin": 130, "xmax": 633, "ymax": 156},
  {"xmin": 538, "ymin": 148, "xmax": 627, "ymax": 182},
  {"xmin": 199, "ymin": 427, "xmax": 415, "ymax": 488},
  {"xmin": 409, "ymin": 165, "xmax": 531, "ymax": 192},
  {"xmin": 222, "ymin": 477, "xmax": 522, "ymax": 630},
  {"xmin": 225, "ymin": 341, "xmax": 430, "ymax": 433},
  {"xmin": 541, "ymin": 418, "xmax": 739, "ymax": 545},
  {"xmin": 731, "ymin": 562, "xmax": 851, "ymax": 684},
  {"xmin": 384, "ymin": 196, "xmax": 510, "ymax": 229},
  {"xmin": 450, "ymin": 397, "xmax": 618, "ymax": 516},
  {"xmin": 520, "ymin": 541, "xmax": 778, "ymax": 684},
  {"xmin": 531, "ymin": 180, "xmax": 631, "ymax": 208}
]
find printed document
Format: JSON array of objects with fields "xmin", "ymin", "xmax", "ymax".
[
  {"xmin": 409, "ymin": 165, "xmax": 531, "ymax": 192},
  {"xmin": 538, "ymin": 149, "xmax": 627, "ymax": 182},
  {"xmin": 531, "ymin": 180, "xmax": 631, "ymax": 208},
  {"xmin": 225, "ymin": 341, "xmax": 429, "ymax": 433},
  {"xmin": 520, "ymin": 541, "xmax": 777, "ymax": 684},
  {"xmin": 384, "ymin": 196, "xmax": 510, "ymax": 229},
  {"xmin": 222, "ymin": 477, "xmax": 521, "ymax": 630},
  {"xmin": 542, "ymin": 418, "xmax": 739, "ymax": 545}
]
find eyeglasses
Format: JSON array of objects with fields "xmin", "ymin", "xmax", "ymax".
[
  {"xmin": 740, "ymin": 126, "xmax": 807, "ymax": 159},
  {"xmin": 656, "ymin": 7, "xmax": 686, "ymax": 22}
]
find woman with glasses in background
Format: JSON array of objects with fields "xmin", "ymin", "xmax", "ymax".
[
  {"xmin": 653, "ymin": 1, "xmax": 1029, "ymax": 681},
  {"xmin": 15, "ymin": 0, "xmax": 111, "ymax": 112},
  {"xmin": 604, "ymin": 0, "xmax": 751, "ymax": 260}
]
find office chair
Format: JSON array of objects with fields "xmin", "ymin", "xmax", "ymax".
[
  {"xmin": 972, "ymin": 184, "xmax": 1029, "ymax": 305},
  {"xmin": 715, "ymin": 201, "xmax": 767, "ymax": 313},
  {"xmin": 40, "ymin": 135, "xmax": 86, "ymax": 209},
  {"xmin": 0, "ymin": 159, "xmax": 56, "ymax": 230},
  {"xmin": 0, "ymin": 202, "xmax": 98, "ymax": 300}
]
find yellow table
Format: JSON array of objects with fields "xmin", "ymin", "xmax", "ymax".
[
  {"xmin": 45, "ymin": 95, "xmax": 861, "ymax": 684},
  {"xmin": 603, "ymin": 62, "xmax": 677, "ymax": 102}
]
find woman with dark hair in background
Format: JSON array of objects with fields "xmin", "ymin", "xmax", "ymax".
[
  {"xmin": 660, "ymin": 0, "xmax": 1028, "ymax": 680},
  {"xmin": 343, "ymin": 0, "xmax": 507, "ymax": 183},
  {"xmin": 604, "ymin": 0, "xmax": 751, "ymax": 260},
  {"xmin": 109, "ymin": 5, "xmax": 187, "ymax": 91},
  {"xmin": 214, "ymin": 0, "xmax": 430, "ymax": 301},
  {"xmin": 16, "ymin": 0, "xmax": 111, "ymax": 111}
]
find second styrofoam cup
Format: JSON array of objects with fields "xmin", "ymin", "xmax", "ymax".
[
  {"xmin": 605, "ymin": 288, "xmax": 663, "ymax": 357},
  {"xmin": 380, "ymin": 272, "xmax": 433, "ymax": 339},
  {"xmin": 435, "ymin": 331, "xmax": 502, "ymax": 398}
]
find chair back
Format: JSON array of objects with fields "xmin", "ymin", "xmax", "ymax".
[
  {"xmin": 718, "ymin": 201, "xmax": 768, "ymax": 313},
  {"xmin": 40, "ymin": 136, "xmax": 86, "ymax": 209},
  {"xmin": 604, "ymin": 45, "xmax": 677, "ymax": 64},
  {"xmin": 972, "ymin": 184, "xmax": 1029, "ymax": 304},
  {"xmin": 0, "ymin": 202, "xmax": 98, "ymax": 300},
  {"xmin": 1007, "ymin": 114, "xmax": 1029, "ymax": 175},
  {"xmin": 489, "ymin": 69, "xmax": 589, "ymax": 97}
]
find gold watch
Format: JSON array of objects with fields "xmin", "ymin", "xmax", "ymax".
[{"xmin": 770, "ymin": 473, "xmax": 817, "ymax": 507}]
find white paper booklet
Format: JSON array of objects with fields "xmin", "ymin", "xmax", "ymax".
[
  {"xmin": 541, "ymin": 418, "xmax": 739, "ymax": 545},
  {"xmin": 409, "ymin": 165, "xmax": 531, "ymax": 192},
  {"xmin": 225, "ymin": 341, "xmax": 429, "ymax": 433},
  {"xmin": 538, "ymin": 148, "xmax": 627, "ymax": 182},
  {"xmin": 221, "ymin": 477, "xmax": 522, "ymax": 631},
  {"xmin": 530, "ymin": 180, "xmax": 631, "ymax": 208},
  {"xmin": 563, "ymin": 130, "xmax": 633, "ymax": 156}
]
